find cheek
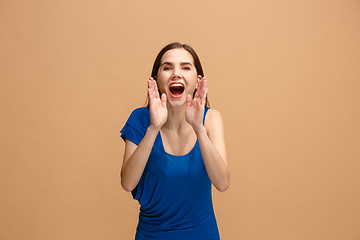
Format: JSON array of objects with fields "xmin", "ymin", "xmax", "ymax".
[
  {"xmin": 157, "ymin": 72, "xmax": 170, "ymax": 82},
  {"xmin": 156, "ymin": 79, "xmax": 168, "ymax": 92},
  {"xmin": 186, "ymin": 80, "xmax": 198, "ymax": 94},
  {"xmin": 157, "ymin": 83, "xmax": 166, "ymax": 93}
]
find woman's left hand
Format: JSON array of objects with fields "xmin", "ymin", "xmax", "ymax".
[{"xmin": 185, "ymin": 77, "xmax": 208, "ymax": 133}]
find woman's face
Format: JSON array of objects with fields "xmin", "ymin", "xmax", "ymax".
[{"xmin": 156, "ymin": 48, "xmax": 201, "ymax": 106}]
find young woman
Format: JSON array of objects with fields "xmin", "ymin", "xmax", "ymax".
[{"xmin": 120, "ymin": 42, "xmax": 229, "ymax": 239}]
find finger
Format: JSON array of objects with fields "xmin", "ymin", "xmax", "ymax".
[
  {"xmin": 202, "ymin": 78, "xmax": 207, "ymax": 98},
  {"xmin": 201, "ymin": 77, "xmax": 206, "ymax": 91},
  {"xmin": 186, "ymin": 94, "xmax": 192, "ymax": 109},
  {"xmin": 199, "ymin": 87, "xmax": 207, "ymax": 106},
  {"xmin": 150, "ymin": 78, "xmax": 155, "ymax": 94},
  {"xmin": 148, "ymin": 88, "xmax": 153, "ymax": 104},
  {"xmin": 202, "ymin": 77, "xmax": 207, "ymax": 88},
  {"xmin": 199, "ymin": 77, "xmax": 206, "ymax": 95},
  {"xmin": 196, "ymin": 78, "xmax": 205, "ymax": 99},
  {"xmin": 161, "ymin": 93, "xmax": 167, "ymax": 107},
  {"xmin": 149, "ymin": 78, "xmax": 155, "ymax": 96},
  {"xmin": 196, "ymin": 75, "xmax": 202, "ymax": 88},
  {"xmin": 148, "ymin": 78, "xmax": 153, "ymax": 92},
  {"xmin": 203, "ymin": 82, "xmax": 207, "ymax": 94},
  {"xmin": 203, "ymin": 88, "xmax": 208, "ymax": 101},
  {"xmin": 154, "ymin": 80, "xmax": 160, "ymax": 98},
  {"xmin": 194, "ymin": 88, "xmax": 199, "ymax": 99},
  {"xmin": 148, "ymin": 78, "xmax": 151, "ymax": 90},
  {"xmin": 148, "ymin": 79, "xmax": 154, "ymax": 100},
  {"xmin": 194, "ymin": 80, "xmax": 202, "ymax": 99}
]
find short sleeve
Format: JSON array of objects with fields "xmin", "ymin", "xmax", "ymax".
[
  {"xmin": 120, "ymin": 107, "xmax": 150, "ymax": 146},
  {"xmin": 120, "ymin": 123, "xmax": 143, "ymax": 146}
]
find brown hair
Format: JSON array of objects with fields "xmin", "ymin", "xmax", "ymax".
[{"xmin": 146, "ymin": 42, "xmax": 210, "ymax": 107}]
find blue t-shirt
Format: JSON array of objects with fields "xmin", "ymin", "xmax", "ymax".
[{"xmin": 120, "ymin": 107, "xmax": 220, "ymax": 240}]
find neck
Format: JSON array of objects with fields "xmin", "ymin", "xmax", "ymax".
[{"xmin": 162, "ymin": 104, "xmax": 189, "ymax": 132}]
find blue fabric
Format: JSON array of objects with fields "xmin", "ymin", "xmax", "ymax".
[{"xmin": 120, "ymin": 107, "xmax": 220, "ymax": 240}]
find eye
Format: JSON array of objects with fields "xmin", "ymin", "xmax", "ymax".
[
  {"xmin": 163, "ymin": 67, "xmax": 171, "ymax": 70},
  {"xmin": 183, "ymin": 67, "xmax": 191, "ymax": 70}
]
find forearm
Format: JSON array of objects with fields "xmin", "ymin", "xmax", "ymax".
[
  {"xmin": 121, "ymin": 126, "xmax": 159, "ymax": 192},
  {"xmin": 195, "ymin": 126, "xmax": 230, "ymax": 192}
]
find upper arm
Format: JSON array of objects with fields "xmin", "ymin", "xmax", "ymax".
[
  {"xmin": 122, "ymin": 139, "xmax": 138, "ymax": 166},
  {"xmin": 204, "ymin": 109, "xmax": 228, "ymax": 163}
]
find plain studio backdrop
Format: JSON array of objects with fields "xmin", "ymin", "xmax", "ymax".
[{"xmin": 1, "ymin": 0, "xmax": 359, "ymax": 239}]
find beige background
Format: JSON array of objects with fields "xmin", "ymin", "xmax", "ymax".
[{"xmin": 1, "ymin": 0, "xmax": 360, "ymax": 239}]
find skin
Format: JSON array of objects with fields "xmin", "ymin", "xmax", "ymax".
[{"xmin": 121, "ymin": 48, "xmax": 230, "ymax": 192}]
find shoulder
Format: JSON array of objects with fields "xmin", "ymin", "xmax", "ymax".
[
  {"xmin": 128, "ymin": 107, "xmax": 149, "ymax": 120},
  {"xmin": 204, "ymin": 108, "xmax": 227, "ymax": 160},
  {"xmin": 205, "ymin": 108, "xmax": 223, "ymax": 123},
  {"xmin": 205, "ymin": 108, "xmax": 224, "ymax": 130},
  {"xmin": 126, "ymin": 107, "xmax": 150, "ymax": 127},
  {"xmin": 130, "ymin": 107, "xmax": 149, "ymax": 116}
]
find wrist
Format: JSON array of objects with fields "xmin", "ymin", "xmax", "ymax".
[
  {"xmin": 148, "ymin": 124, "xmax": 161, "ymax": 133},
  {"xmin": 193, "ymin": 125, "xmax": 206, "ymax": 136}
]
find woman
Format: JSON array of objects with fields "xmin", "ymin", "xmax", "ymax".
[{"xmin": 120, "ymin": 42, "xmax": 229, "ymax": 239}]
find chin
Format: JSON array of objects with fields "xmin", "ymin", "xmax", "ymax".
[{"xmin": 167, "ymin": 95, "xmax": 186, "ymax": 107}]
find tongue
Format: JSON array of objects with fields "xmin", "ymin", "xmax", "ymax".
[{"xmin": 170, "ymin": 86, "xmax": 184, "ymax": 96}]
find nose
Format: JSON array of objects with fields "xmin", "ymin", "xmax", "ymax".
[{"xmin": 171, "ymin": 68, "xmax": 182, "ymax": 80}]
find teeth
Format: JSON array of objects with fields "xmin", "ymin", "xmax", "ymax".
[{"xmin": 170, "ymin": 83, "xmax": 183, "ymax": 87}]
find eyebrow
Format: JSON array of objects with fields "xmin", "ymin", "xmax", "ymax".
[{"xmin": 160, "ymin": 62, "xmax": 193, "ymax": 67}]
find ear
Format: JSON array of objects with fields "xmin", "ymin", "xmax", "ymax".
[{"xmin": 196, "ymin": 75, "xmax": 202, "ymax": 89}]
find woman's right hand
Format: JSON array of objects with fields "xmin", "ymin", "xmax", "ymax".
[{"xmin": 148, "ymin": 77, "xmax": 167, "ymax": 130}]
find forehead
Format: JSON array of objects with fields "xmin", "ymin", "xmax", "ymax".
[{"xmin": 160, "ymin": 48, "xmax": 194, "ymax": 64}]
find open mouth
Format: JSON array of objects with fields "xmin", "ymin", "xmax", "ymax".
[{"xmin": 169, "ymin": 82, "xmax": 185, "ymax": 98}]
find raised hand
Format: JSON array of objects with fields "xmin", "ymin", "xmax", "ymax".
[
  {"xmin": 185, "ymin": 76, "xmax": 208, "ymax": 133},
  {"xmin": 148, "ymin": 77, "xmax": 168, "ymax": 130}
]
